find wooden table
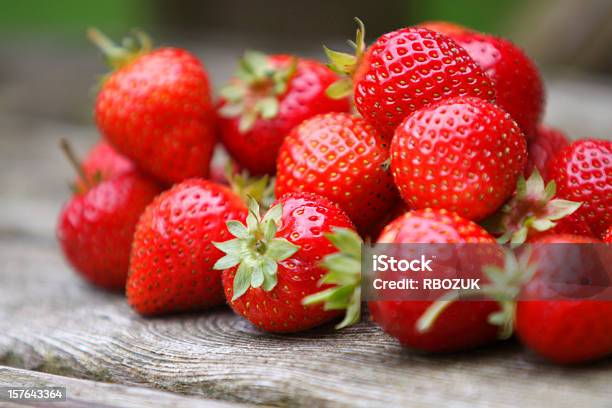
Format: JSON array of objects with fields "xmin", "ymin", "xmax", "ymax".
[{"xmin": 1, "ymin": 72, "xmax": 611, "ymax": 407}]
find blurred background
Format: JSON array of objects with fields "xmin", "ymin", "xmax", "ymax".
[
  {"xmin": 1, "ymin": 0, "xmax": 612, "ymax": 122},
  {"xmin": 0, "ymin": 0, "xmax": 611, "ymax": 239}
]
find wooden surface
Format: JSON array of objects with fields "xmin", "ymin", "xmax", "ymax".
[
  {"xmin": 0, "ymin": 366, "xmax": 251, "ymax": 408},
  {"xmin": 0, "ymin": 74, "xmax": 611, "ymax": 407},
  {"xmin": 3, "ymin": 238, "xmax": 612, "ymax": 408}
]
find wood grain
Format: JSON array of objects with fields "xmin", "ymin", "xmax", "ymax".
[
  {"xmin": 1, "ymin": 238, "xmax": 611, "ymax": 408},
  {"xmin": 0, "ymin": 366, "xmax": 252, "ymax": 408}
]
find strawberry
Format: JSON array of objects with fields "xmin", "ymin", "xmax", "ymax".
[
  {"xmin": 515, "ymin": 234, "xmax": 612, "ymax": 364},
  {"xmin": 422, "ymin": 24, "xmax": 544, "ymax": 139},
  {"xmin": 604, "ymin": 226, "xmax": 612, "ymax": 243},
  {"xmin": 213, "ymin": 192, "xmax": 355, "ymax": 333},
  {"xmin": 57, "ymin": 140, "xmax": 161, "ymax": 290},
  {"xmin": 391, "ymin": 96, "xmax": 527, "ymax": 221},
  {"xmin": 546, "ymin": 139, "xmax": 612, "ymax": 237},
  {"xmin": 524, "ymin": 125, "xmax": 569, "ymax": 179},
  {"xmin": 127, "ymin": 179, "xmax": 247, "ymax": 316},
  {"xmin": 325, "ymin": 19, "xmax": 496, "ymax": 138},
  {"xmin": 75, "ymin": 141, "xmax": 135, "ymax": 191},
  {"xmin": 90, "ymin": 29, "xmax": 216, "ymax": 184},
  {"xmin": 274, "ymin": 112, "xmax": 398, "ymax": 234},
  {"xmin": 217, "ymin": 52, "xmax": 351, "ymax": 175},
  {"xmin": 369, "ymin": 209, "xmax": 502, "ymax": 352}
]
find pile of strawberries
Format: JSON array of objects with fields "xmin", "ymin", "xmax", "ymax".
[{"xmin": 58, "ymin": 21, "xmax": 611, "ymax": 365}]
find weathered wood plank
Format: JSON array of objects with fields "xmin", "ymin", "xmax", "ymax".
[
  {"xmin": 0, "ymin": 366, "xmax": 251, "ymax": 408},
  {"xmin": 0, "ymin": 238, "xmax": 611, "ymax": 408}
]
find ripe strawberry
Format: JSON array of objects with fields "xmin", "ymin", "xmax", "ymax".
[
  {"xmin": 75, "ymin": 141, "xmax": 135, "ymax": 191},
  {"xmin": 391, "ymin": 96, "xmax": 527, "ymax": 221},
  {"xmin": 517, "ymin": 300, "xmax": 612, "ymax": 364},
  {"xmin": 57, "ymin": 141, "xmax": 161, "ymax": 290},
  {"xmin": 524, "ymin": 126, "xmax": 569, "ymax": 179},
  {"xmin": 90, "ymin": 29, "xmax": 216, "ymax": 184},
  {"xmin": 515, "ymin": 234, "xmax": 612, "ymax": 364},
  {"xmin": 275, "ymin": 112, "xmax": 398, "ymax": 234},
  {"xmin": 127, "ymin": 179, "xmax": 247, "ymax": 316},
  {"xmin": 423, "ymin": 25, "xmax": 544, "ymax": 139},
  {"xmin": 326, "ymin": 19, "xmax": 496, "ymax": 138},
  {"xmin": 213, "ymin": 192, "xmax": 355, "ymax": 333},
  {"xmin": 369, "ymin": 209, "xmax": 502, "ymax": 352},
  {"xmin": 218, "ymin": 52, "xmax": 350, "ymax": 175},
  {"xmin": 546, "ymin": 139, "xmax": 612, "ymax": 237}
]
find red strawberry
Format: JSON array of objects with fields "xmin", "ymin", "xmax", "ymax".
[
  {"xmin": 546, "ymin": 139, "xmax": 612, "ymax": 237},
  {"xmin": 57, "ymin": 141, "xmax": 161, "ymax": 290},
  {"xmin": 515, "ymin": 234, "xmax": 612, "ymax": 364},
  {"xmin": 218, "ymin": 52, "xmax": 350, "ymax": 175},
  {"xmin": 90, "ymin": 29, "xmax": 216, "ymax": 184},
  {"xmin": 275, "ymin": 112, "xmax": 398, "ymax": 234},
  {"xmin": 426, "ymin": 26, "xmax": 544, "ymax": 139},
  {"xmin": 604, "ymin": 226, "xmax": 612, "ymax": 243},
  {"xmin": 214, "ymin": 192, "xmax": 355, "ymax": 333},
  {"xmin": 325, "ymin": 19, "xmax": 495, "ymax": 138},
  {"xmin": 524, "ymin": 125, "xmax": 569, "ymax": 179},
  {"xmin": 76, "ymin": 141, "xmax": 135, "ymax": 191},
  {"xmin": 127, "ymin": 179, "xmax": 247, "ymax": 315},
  {"xmin": 369, "ymin": 209, "xmax": 501, "ymax": 352},
  {"xmin": 391, "ymin": 96, "xmax": 527, "ymax": 221}
]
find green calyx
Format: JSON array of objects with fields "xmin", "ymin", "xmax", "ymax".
[
  {"xmin": 87, "ymin": 28, "xmax": 153, "ymax": 70},
  {"xmin": 225, "ymin": 162, "xmax": 275, "ymax": 211},
  {"xmin": 493, "ymin": 169, "xmax": 581, "ymax": 245},
  {"xmin": 416, "ymin": 248, "xmax": 536, "ymax": 339},
  {"xmin": 218, "ymin": 51, "xmax": 297, "ymax": 133},
  {"xmin": 324, "ymin": 17, "xmax": 367, "ymax": 100},
  {"xmin": 213, "ymin": 197, "xmax": 299, "ymax": 301},
  {"xmin": 302, "ymin": 228, "xmax": 363, "ymax": 329}
]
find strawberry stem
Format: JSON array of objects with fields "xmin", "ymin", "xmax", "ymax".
[
  {"xmin": 87, "ymin": 27, "xmax": 152, "ymax": 70},
  {"xmin": 415, "ymin": 289, "xmax": 484, "ymax": 333},
  {"xmin": 59, "ymin": 138, "xmax": 90, "ymax": 189},
  {"xmin": 87, "ymin": 28, "xmax": 128, "ymax": 68},
  {"xmin": 324, "ymin": 17, "xmax": 367, "ymax": 100}
]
